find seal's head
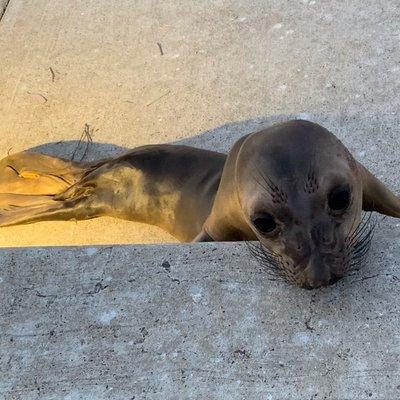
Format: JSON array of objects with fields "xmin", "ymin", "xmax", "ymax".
[
  {"xmin": 204, "ymin": 119, "xmax": 398, "ymax": 289},
  {"xmin": 237, "ymin": 120, "xmax": 370, "ymax": 289}
]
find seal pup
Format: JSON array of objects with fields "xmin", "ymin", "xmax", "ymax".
[{"xmin": 1, "ymin": 120, "xmax": 399, "ymax": 288}]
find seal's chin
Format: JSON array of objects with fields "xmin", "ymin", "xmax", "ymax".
[
  {"xmin": 330, "ymin": 274, "xmax": 343, "ymax": 285},
  {"xmin": 300, "ymin": 274, "xmax": 343, "ymax": 290}
]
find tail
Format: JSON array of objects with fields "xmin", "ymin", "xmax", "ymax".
[{"xmin": 0, "ymin": 151, "xmax": 102, "ymax": 226}]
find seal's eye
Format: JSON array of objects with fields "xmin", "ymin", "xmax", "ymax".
[
  {"xmin": 328, "ymin": 186, "xmax": 351, "ymax": 212},
  {"xmin": 252, "ymin": 213, "xmax": 277, "ymax": 234}
]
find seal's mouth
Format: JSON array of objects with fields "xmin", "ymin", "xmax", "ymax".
[
  {"xmin": 301, "ymin": 274, "xmax": 342, "ymax": 290},
  {"xmin": 247, "ymin": 213, "xmax": 377, "ymax": 289}
]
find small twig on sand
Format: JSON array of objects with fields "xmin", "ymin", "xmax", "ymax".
[
  {"xmin": 49, "ymin": 67, "xmax": 56, "ymax": 82},
  {"xmin": 146, "ymin": 90, "xmax": 171, "ymax": 107},
  {"xmin": 27, "ymin": 91, "xmax": 48, "ymax": 103},
  {"xmin": 71, "ymin": 124, "xmax": 95, "ymax": 162},
  {"xmin": 157, "ymin": 42, "xmax": 164, "ymax": 56}
]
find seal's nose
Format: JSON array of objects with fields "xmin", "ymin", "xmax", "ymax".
[{"xmin": 304, "ymin": 255, "xmax": 331, "ymax": 289}]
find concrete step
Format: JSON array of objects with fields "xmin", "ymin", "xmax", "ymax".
[{"xmin": 1, "ymin": 230, "xmax": 400, "ymax": 399}]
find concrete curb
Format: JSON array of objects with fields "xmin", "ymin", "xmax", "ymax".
[{"xmin": 1, "ymin": 228, "xmax": 399, "ymax": 399}]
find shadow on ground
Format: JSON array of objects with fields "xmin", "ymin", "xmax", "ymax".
[
  {"xmin": 28, "ymin": 114, "xmax": 301, "ymax": 160},
  {"xmin": 27, "ymin": 112, "xmax": 397, "ymax": 170}
]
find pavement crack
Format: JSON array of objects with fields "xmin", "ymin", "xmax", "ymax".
[
  {"xmin": 304, "ymin": 316, "xmax": 315, "ymax": 332},
  {"xmin": 304, "ymin": 293, "xmax": 317, "ymax": 332},
  {"xmin": 351, "ymin": 273, "xmax": 399, "ymax": 284}
]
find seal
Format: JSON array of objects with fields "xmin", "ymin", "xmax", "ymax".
[{"xmin": 1, "ymin": 120, "xmax": 399, "ymax": 288}]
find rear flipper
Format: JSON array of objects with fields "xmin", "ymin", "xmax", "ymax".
[
  {"xmin": 0, "ymin": 194, "xmax": 101, "ymax": 227},
  {"xmin": 0, "ymin": 151, "xmax": 87, "ymax": 195},
  {"xmin": 0, "ymin": 151, "xmax": 103, "ymax": 226}
]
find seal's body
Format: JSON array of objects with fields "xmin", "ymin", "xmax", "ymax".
[
  {"xmin": 0, "ymin": 145, "xmax": 226, "ymax": 242},
  {"xmin": 1, "ymin": 120, "xmax": 399, "ymax": 288}
]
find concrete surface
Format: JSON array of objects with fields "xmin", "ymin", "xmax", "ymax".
[
  {"xmin": 0, "ymin": 0, "xmax": 400, "ymax": 246},
  {"xmin": 1, "ymin": 230, "xmax": 400, "ymax": 399}
]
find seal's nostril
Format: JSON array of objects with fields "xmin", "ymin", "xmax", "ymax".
[{"xmin": 309, "ymin": 282, "xmax": 320, "ymax": 289}]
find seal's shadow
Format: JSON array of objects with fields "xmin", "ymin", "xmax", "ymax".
[
  {"xmin": 30, "ymin": 114, "xmax": 298, "ymax": 161},
  {"xmin": 28, "ymin": 112, "xmax": 377, "ymax": 161}
]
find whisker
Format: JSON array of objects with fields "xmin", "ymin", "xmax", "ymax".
[
  {"xmin": 252, "ymin": 164, "xmax": 288, "ymax": 204},
  {"xmin": 346, "ymin": 212, "xmax": 373, "ymax": 246},
  {"xmin": 246, "ymin": 241, "xmax": 285, "ymax": 281},
  {"xmin": 346, "ymin": 212, "xmax": 377, "ymax": 274},
  {"xmin": 247, "ymin": 212, "xmax": 379, "ymax": 287}
]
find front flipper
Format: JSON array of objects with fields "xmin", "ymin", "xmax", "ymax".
[
  {"xmin": 359, "ymin": 162, "xmax": 400, "ymax": 218},
  {"xmin": 192, "ymin": 228, "xmax": 215, "ymax": 242}
]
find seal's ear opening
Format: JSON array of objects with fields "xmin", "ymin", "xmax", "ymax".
[{"xmin": 358, "ymin": 162, "xmax": 400, "ymax": 218}]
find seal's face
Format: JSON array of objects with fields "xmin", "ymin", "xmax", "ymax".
[{"xmin": 238, "ymin": 121, "xmax": 373, "ymax": 289}]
